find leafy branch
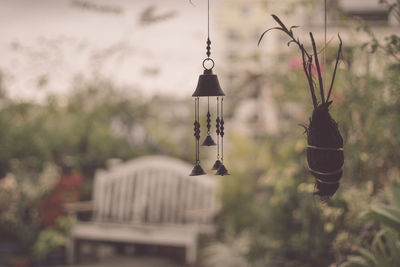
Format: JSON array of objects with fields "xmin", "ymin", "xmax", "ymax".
[
  {"xmin": 359, "ymin": 24, "xmax": 400, "ymax": 62},
  {"xmin": 259, "ymin": 15, "xmax": 343, "ymax": 108},
  {"xmin": 357, "ymin": 0, "xmax": 400, "ymax": 62}
]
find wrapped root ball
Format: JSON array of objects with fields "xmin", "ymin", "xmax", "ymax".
[{"xmin": 307, "ymin": 101, "xmax": 344, "ymax": 197}]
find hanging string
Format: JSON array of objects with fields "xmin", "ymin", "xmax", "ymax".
[
  {"xmin": 324, "ymin": 0, "xmax": 327, "ymax": 96},
  {"xmin": 206, "ymin": 0, "xmax": 211, "ymax": 59},
  {"xmin": 207, "ymin": 0, "xmax": 210, "ymax": 39}
]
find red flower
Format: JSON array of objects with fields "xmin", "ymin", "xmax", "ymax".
[
  {"xmin": 289, "ymin": 57, "xmax": 322, "ymax": 76},
  {"xmin": 40, "ymin": 172, "xmax": 84, "ymax": 226},
  {"xmin": 331, "ymin": 91, "xmax": 345, "ymax": 105}
]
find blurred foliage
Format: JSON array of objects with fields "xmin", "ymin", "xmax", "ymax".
[
  {"xmin": 207, "ymin": 1, "xmax": 400, "ymax": 267},
  {"xmin": 70, "ymin": 0, "xmax": 123, "ymax": 15},
  {"xmin": 33, "ymin": 216, "xmax": 75, "ymax": 261},
  {"xmin": 0, "ymin": 163, "xmax": 59, "ymax": 256},
  {"xmin": 0, "ymin": 76, "xmax": 193, "ymax": 180},
  {"xmin": 140, "ymin": 5, "xmax": 178, "ymax": 26},
  {"xmin": 357, "ymin": 0, "xmax": 400, "ymax": 61},
  {"xmin": 343, "ymin": 183, "xmax": 400, "ymax": 267}
]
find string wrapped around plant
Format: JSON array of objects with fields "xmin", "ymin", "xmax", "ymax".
[{"xmin": 258, "ymin": 15, "xmax": 344, "ymax": 199}]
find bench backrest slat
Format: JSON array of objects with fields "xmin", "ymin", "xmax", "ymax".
[{"xmin": 92, "ymin": 156, "xmax": 216, "ymax": 225}]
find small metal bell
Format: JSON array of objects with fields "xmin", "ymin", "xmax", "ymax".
[
  {"xmin": 211, "ymin": 159, "xmax": 222, "ymax": 170},
  {"xmin": 202, "ymin": 135, "xmax": 216, "ymax": 146},
  {"xmin": 216, "ymin": 164, "xmax": 229, "ymax": 176},
  {"xmin": 190, "ymin": 164, "xmax": 206, "ymax": 176},
  {"xmin": 192, "ymin": 69, "xmax": 225, "ymax": 97}
]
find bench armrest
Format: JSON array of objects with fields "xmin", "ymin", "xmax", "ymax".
[
  {"xmin": 185, "ymin": 208, "xmax": 216, "ymax": 221},
  {"xmin": 64, "ymin": 201, "xmax": 93, "ymax": 218}
]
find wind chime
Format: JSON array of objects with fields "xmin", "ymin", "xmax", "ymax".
[
  {"xmin": 258, "ymin": 2, "xmax": 344, "ymax": 199},
  {"xmin": 190, "ymin": 0, "xmax": 229, "ymax": 176}
]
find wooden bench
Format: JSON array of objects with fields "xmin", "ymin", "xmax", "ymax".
[{"xmin": 65, "ymin": 156, "xmax": 217, "ymax": 265}]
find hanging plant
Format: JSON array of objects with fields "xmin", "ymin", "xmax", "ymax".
[{"xmin": 259, "ymin": 15, "xmax": 344, "ymax": 199}]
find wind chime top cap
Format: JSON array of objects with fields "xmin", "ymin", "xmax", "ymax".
[{"xmin": 192, "ymin": 69, "xmax": 225, "ymax": 97}]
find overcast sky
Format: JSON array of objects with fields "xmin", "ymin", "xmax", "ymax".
[{"xmin": 0, "ymin": 0, "xmax": 223, "ymax": 101}]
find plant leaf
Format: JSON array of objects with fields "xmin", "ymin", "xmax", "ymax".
[
  {"xmin": 363, "ymin": 205, "xmax": 400, "ymax": 232},
  {"xmin": 343, "ymin": 255, "xmax": 371, "ymax": 267},
  {"xmin": 383, "ymin": 229, "xmax": 400, "ymax": 264},
  {"xmin": 289, "ymin": 25, "xmax": 300, "ymax": 35},
  {"xmin": 391, "ymin": 182, "xmax": 400, "ymax": 208},
  {"xmin": 271, "ymin": 14, "xmax": 290, "ymax": 34},
  {"xmin": 258, "ymin": 27, "xmax": 285, "ymax": 46},
  {"xmin": 358, "ymin": 247, "xmax": 378, "ymax": 266}
]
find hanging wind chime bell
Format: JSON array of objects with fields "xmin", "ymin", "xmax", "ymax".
[{"xmin": 190, "ymin": 0, "xmax": 229, "ymax": 176}]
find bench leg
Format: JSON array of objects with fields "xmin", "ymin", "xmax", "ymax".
[
  {"xmin": 66, "ymin": 236, "xmax": 75, "ymax": 265},
  {"xmin": 186, "ymin": 240, "xmax": 197, "ymax": 266}
]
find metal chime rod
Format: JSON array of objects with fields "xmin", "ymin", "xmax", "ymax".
[
  {"xmin": 207, "ymin": 97, "xmax": 211, "ymax": 134},
  {"xmin": 197, "ymin": 97, "xmax": 200, "ymax": 163},
  {"xmin": 220, "ymin": 97, "xmax": 224, "ymax": 163},
  {"xmin": 216, "ymin": 97, "xmax": 220, "ymax": 160},
  {"xmin": 194, "ymin": 97, "xmax": 200, "ymax": 163},
  {"xmin": 194, "ymin": 98, "xmax": 197, "ymax": 163},
  {"xmin": 324, "ymin": 0, "xmax": 327, "ymax": 92}
]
